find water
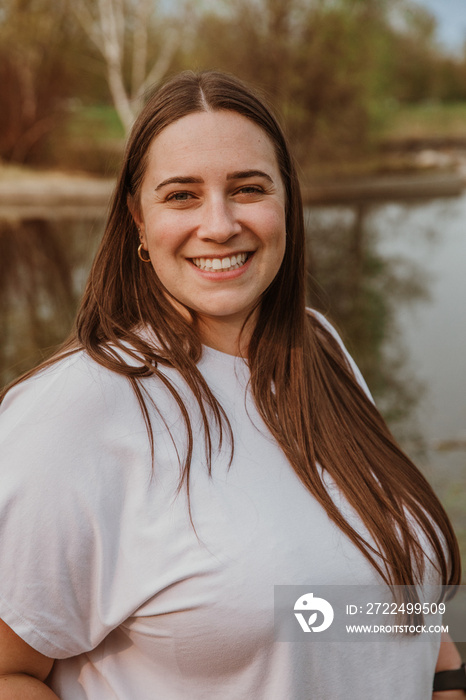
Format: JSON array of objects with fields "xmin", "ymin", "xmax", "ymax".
[
  {"xmin": 374, "ymin": 194, "xmax": 466, "ymax": 447},
  {"xmin": 306, "ymin": 193, "xmax": 466, "ymax": 566},
  {"xmin": 373, "ymin": 196, "xmax": 466, "ymax": 564}
]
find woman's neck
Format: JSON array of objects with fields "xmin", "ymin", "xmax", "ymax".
[{"xmin": 197, "ymin": 313, "xmax": 255, "ymax": 357}]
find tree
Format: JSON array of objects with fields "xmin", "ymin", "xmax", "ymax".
[
  {"xmin": 71, "ymin": 0, "xmax": 180, "ymax": 133},
  {"xmin": 0, "ymin": 0, "xmax": 77, "ymax": 163},
  {"xmin": 188, "ymin": 0, "xmax": 396, "ymax": 169}
]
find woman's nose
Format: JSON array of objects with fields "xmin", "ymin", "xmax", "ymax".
[{"xmin": 197, "ymin": 196, "xmax": 241, "ymax": 242}]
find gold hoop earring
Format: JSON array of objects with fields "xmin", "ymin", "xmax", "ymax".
[{"xmin": 138, "ymin": 243, "xmax": 151, "ymax": 262}]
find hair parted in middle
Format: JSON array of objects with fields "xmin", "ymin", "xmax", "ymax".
[
  {"xmin": 4, "ymin": 70, "xmax": 460, "ymax": 595},
  {"xmin": 124, "ymin": 69, "xmax": 305, "ymax": 348}
]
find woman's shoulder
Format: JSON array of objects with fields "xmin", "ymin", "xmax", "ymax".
[
  {"xmin": 0, "ymin": 348, "xmax": 158, "ymax": 498},
  {"xmin": 1, "ymin": 339, "xmax": 190, "ymax": 441},
  {"xmin": 306, "ymin": 308, "xmax": 374, "ymax": 403},
  {"xmin": 306, "ymin": 307, "xmax": 343, "ymax": 339},
  {"xmin": 2, "ymin": 349, "xmax": 114, "ymax": 396},
  {"xmin": 0, "ymin": 349, "xmax": 140, "ymax": 431}
]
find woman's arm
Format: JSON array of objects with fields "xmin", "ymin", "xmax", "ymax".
[
  {"xmin": 0, "ymin": 620, "xmax": 58, "ymax": 699},
  {"xmin": 433, "ymin": 633, "xmax": 465, "ymax": 700}
]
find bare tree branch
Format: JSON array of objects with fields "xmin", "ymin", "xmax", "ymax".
[
  {"xmin": 94, "ymin": 0, "xmax": 135, "ymax": 131},
  {"xmin": 71, "ymin": 1, "xmax": 102, "ymax": 50},
  {"xmin": 71, "ymin": 0, "xmax": 179, "ymax": 134},
  {"xmin": 139, "ymin": 28, "xmax": 179, "ymax": 98},
  {"xmin": 131, "ymin": 0, "xmax": 152, "ymax": 100}
]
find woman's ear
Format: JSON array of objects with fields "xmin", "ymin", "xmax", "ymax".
[{"xmin": 127, "ymin": 195, "xmax": 147, "ymax": 247}]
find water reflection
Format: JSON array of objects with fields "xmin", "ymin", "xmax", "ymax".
[
  {"xmin": 305, "ymin": 203, "xmax": 430, "ymax": 449},
  {"xmin": 305, "ymin": 195, "xmax": 466, "ymax": 566},
  {"xmin": 0, "ymin": 217, "xmax": 103, "ymax": 384},
  {"xmin": 373, "ymin": 196, "xmax": 466, "ymax": 447},
  {"xmin": 372, "ymin": 195, "xmax": 466, "ymax": 566}
]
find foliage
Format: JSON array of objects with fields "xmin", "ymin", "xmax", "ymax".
[
  {"xmin": 70, "ymin": 0, "xmax": 182, "ymax": 134},
  {"xmin": 383, "ymin": 2, "xmax": 466, "ymax": 103},
  {"xmin": 0, "ymin": 0, "xmax": 84, "ymax": 164},
  {"xmin": 2, "ymin": 0, "xmax": 466, "ymax": 169},
  {"xmin": 182, "ymin": 0, "xmax": 393, "ymax": 167},
  {"xmin": 379, "ymin": 101, "xmax": 466, "ymax": 139},
  {"xmin": 174, "ymin": 0, "xmax": 466, "ymax": 172}
]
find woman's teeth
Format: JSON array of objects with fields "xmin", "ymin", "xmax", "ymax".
[{"xmin": 191, "ymin": 252, "xmax": 249, "ymax": 272}]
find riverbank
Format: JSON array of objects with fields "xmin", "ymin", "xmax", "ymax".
[{"xmin": 0, "ymin": 168, "xmax": 114, "ymax": 219}]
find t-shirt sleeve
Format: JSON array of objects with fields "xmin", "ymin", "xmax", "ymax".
[
  {"xmin": 0, "ymin": 354, "xmax": 152, "ymax": 659},
  {"xmin": 309, "ymin": 309, "xmax": 375, "ymax": 404}
]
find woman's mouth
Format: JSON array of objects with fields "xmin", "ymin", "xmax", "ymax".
[{"xmin": 190, "ymin": 252, "xmax": 251, "ymax": 272}]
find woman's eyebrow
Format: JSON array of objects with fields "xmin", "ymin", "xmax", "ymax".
[
  {"xmin": 155, "ymin": 176, "xmax": 204, "ymax": 191},
  {"xmin": 227, "ymin": 169, "xmax": 274, "ymax": 183},
  {"xmin": 154, "ymin": 170, "xmax": 274, "ymax": 191}
]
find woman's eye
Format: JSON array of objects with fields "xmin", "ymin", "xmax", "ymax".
[
  {"xmin": 237, "ymin": 186, "xmax": 263, "ymax": 195},
  {"xmin": 167, "ymin": 191, "xmax": 192, "ymax": 202}
]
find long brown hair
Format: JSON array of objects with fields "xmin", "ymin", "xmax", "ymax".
[{"xmin": 2, "ymin": 70, "xmax": 461, "ymax": 590}]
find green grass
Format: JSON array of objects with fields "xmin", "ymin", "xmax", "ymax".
[
  {"xmin": 302, "ymin": 100, "xmax": 466, "ymax": 179},
  {"xmin": 66, "ymin": 104, "xmax": 126, "ymax": 141},
  {"xmin": 380, "ymin": 101, "xmax": 466, "ymax": 140}
]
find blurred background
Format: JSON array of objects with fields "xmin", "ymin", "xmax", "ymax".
[{"xmin": 0, "ymin": 0, "xmax": 465, "ymax": 580}]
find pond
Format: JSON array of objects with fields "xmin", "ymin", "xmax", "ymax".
[
  {"xmin": 306, "ymin": 193, "xmax": 466, "ymax": 445},
  {"xmin": 375, "ymin": 195, "xmax": 466, "ymax": 448},
  {"xmin": 376, "ymin": 195, "xmax": 466, "ymax": 564},
  {"xmin": 305, "ymin": 192, "xmax": 466, "ymax": 564}
]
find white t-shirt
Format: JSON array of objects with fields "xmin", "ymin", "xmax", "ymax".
[{"xmin": 0, "ymin": 312, "xmax": 440, "ymax": 699}]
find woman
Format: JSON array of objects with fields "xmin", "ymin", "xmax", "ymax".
[{"xmin": 0, "ymin": 70, "xmax": 463, "ymax": 699}]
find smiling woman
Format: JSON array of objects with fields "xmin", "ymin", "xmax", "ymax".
[
  {"xmin": 129, "ymin": 109, "xmax": 286, "ymax": 354},
  {"xmin": 0, "ymin": 70, "xmax": 463, "ymax": 700}
]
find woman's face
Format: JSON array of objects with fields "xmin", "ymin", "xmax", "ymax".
[{"xmin": 133, "ymin": 109, "xmax": 286, "ymax": 342}]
